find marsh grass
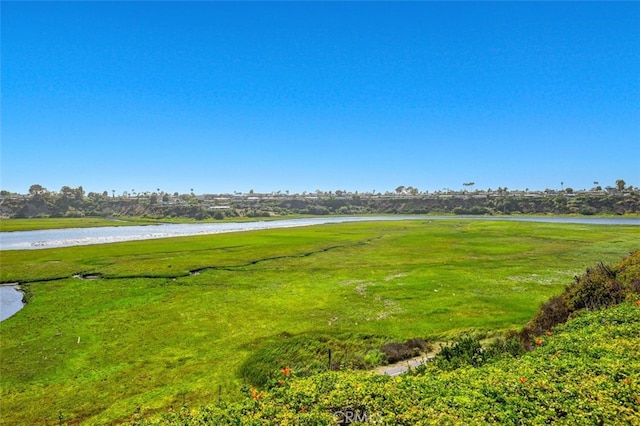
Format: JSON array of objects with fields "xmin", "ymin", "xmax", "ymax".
[
  {"xmin": 0, "ymin": 220, "xmax": 638, "ymax": 424},
  {"xmin": 0, "ymin": 217, "xmax": 165, "ymax": 232}
]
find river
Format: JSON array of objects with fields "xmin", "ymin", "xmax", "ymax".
[{"xmin": 1, "ymin": 216, "xmax": 639, "ymax": 251}]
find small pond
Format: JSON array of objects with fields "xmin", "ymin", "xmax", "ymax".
[{"xmin": 0, "ymin": 286, "xmax": 24, "ymax": 322}]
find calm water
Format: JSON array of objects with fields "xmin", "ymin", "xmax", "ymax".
[
  {"xmin": 0, "ymin": 286, "xmax": 24, "ymax": 322},
  {"xmin": 1, "ymin": 216, "xmax": 639, "ymax": 251}
]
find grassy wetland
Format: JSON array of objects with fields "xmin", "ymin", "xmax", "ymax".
[
  {"xmin": 0, "ymin": 217, "xmax": 162, "ymax": 232},
  {"xmin": 1, "ymin": 219, "xmax": 639, "ymax": 424}
]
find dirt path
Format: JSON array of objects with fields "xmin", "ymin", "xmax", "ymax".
[{"xmin": 374, "ymin": 348, "xmax": 440, "ymax": 376}]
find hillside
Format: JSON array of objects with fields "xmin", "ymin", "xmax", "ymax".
[
  {"xmin": 142, "ymin": 252, "xmax": 640, "ymax": 425},
  {"xmin": 2, "ymin": 184, "xmax": 639, "ymax": 219}
]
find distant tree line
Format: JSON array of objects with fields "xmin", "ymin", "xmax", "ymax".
[{"xmin": 0, "ymin": 181, "xmax": 638, "ymax": 220}]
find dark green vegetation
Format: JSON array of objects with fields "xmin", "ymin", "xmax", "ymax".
[
  {"xmin": 144, "ymin": 251, "xmax": 640, "ymax": 425},
  {"xmin": 1, "ymin": 220, "xmax": 638, "ymax": 424},
  {"xmin": 2, "ymin": 181, "xmax": 639, "ymax": 220}
]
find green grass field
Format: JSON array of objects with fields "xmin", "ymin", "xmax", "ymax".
[
  {"xmin": 0, "ymin": 219, "xmax": 638, "ymax": 424},
  {"xmin": 0, "ymin": 217, "xmax": 163, "ymax": 232}
]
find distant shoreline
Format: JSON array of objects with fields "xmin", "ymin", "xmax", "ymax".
[{"xmin": 2, "ymin": 215, "xmax": 639, "ymax": 251}]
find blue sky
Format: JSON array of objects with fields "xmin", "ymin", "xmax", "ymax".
[{"xmin": 2, "ymin": 1, "xmax": 639, "ymax": 195}]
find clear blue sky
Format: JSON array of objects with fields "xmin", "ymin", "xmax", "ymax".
[{"xmin": 2, "ymin": 1, "xmax": 639, "ymax": 195}]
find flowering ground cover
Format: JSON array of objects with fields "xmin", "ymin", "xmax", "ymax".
[{"xmin": 145, "ymin": 299, "xmax": 640, "ymax": 425}]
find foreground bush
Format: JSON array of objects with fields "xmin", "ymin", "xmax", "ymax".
[
  {"xmin": 139, "ymin": 298, "xmax": 640, "ymax": 425},
  {"xmin": 521, "ymin": 250, "xmax": 640, "ymax": 348}
]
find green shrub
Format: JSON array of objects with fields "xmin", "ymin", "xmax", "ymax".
[
  {"xmin": 565, "ymin": 262, "xmax": 625, "ymax": 311},
  {"xmin": 519, "ymin": 252, "xmax": 640, "ymax": 349},
  {"xmin": 434, "ymin": 335, "xmax": 486, "ymax": 370},
  {"xmin": 525, "ymin": 295, "xmax": 571, "ymax": 337},
  {"xmin": 380, "ymin": 338, "xmax": 430, "ymax": 363}
]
